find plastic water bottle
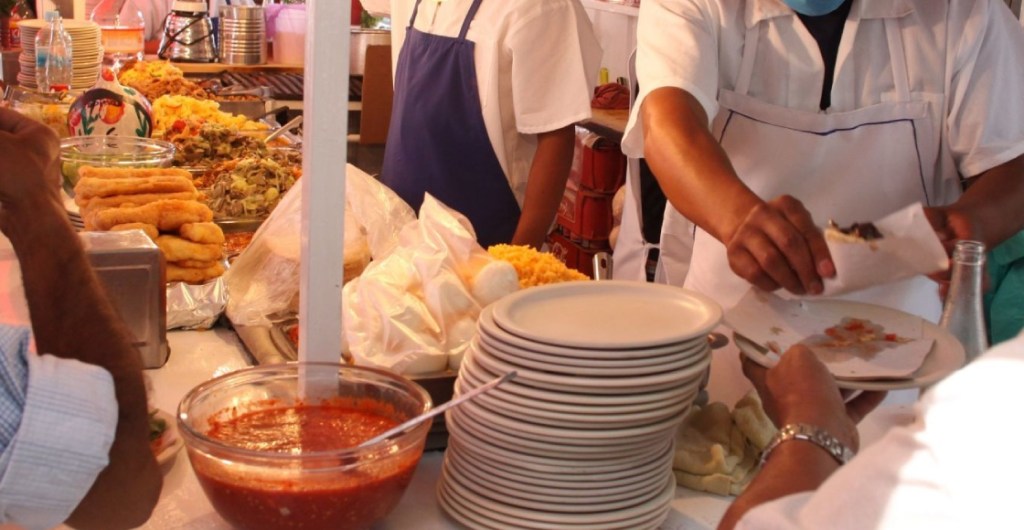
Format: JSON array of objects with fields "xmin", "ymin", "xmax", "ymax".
[
  {"xmin": 34, "ymin": 11, "xmax": 73, "ymax": 92},
  {"xmin": 939, "ymin": 240, "xmax": 988, "ymax": 364}
]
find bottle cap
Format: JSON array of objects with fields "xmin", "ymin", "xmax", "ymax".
[
  {"xmin": 172, "ymin": 1, "xmax": 208, "ymax": 13},
  {"xmin": 44, "ymin": 10, "xmax": 59, "ymax": 22}
]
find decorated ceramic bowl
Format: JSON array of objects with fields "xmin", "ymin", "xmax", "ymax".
[{"xmin": 68, "ymin": 67, "xmax": 153, "ymax": 137}]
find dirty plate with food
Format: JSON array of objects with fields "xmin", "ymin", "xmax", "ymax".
[{"xmin": 726, "ymin": 290, "xmax": 965, "ymax": 390}]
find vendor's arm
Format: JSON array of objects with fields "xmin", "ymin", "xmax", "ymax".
[
  {"xmin": 0, "ymin": 109, "xmax": 161, "ymax": 529},
  {"xmin": 511, "ymin": 125, "xmax": 575, "ymax": 249},
  {"xmin": 505, "ymin": 0, "xmax": 601, "ymax": 249},
  {"xmin": 718, "ymin": 347, "xmax": 884, "ymax": 530},
  {"xmin": 926, "ymin": 154, "xmax": 1024, "ymax": 255},
  {"xmin": 641, "ymin": 88, "xmax": 833, "ymax": 295}
]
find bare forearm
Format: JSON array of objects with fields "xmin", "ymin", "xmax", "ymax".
[
  {"xmin": 719, "ymin": 444, "xmax": 839, "ymax": 530},
  {"xmin": 512, "ymin": 125, "xmax": 575, "ymax": 249},
  {"xmin": 642, "ymin": 87, "xmax": 762, "ymax": 243}
]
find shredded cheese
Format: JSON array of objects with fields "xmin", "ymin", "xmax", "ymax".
[{"xmin": 488, "ymin": 244, "xmax": 589, "ymax": 288}]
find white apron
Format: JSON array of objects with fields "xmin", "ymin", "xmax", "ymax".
[
  {"xmin": 683, "ymin": 18, "xmax": 946, "ymax": 405},
  {"xmin": 614, "ymin": 51, "xmax": 695, "ymax": 284}
]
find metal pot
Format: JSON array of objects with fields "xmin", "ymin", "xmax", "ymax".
[{"xmin": 350, "ymin": 27, "xmax": 390, "ymax": 76}]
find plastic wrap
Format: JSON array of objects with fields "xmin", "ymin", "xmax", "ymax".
[{"xmin": 224, "ymin": 164, "xmax": 415, "ymax": 328}]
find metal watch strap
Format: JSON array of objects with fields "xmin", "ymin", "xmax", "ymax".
[{"xmin": 759, "ymin": 423, "xmax": 855, "ymax": 467}]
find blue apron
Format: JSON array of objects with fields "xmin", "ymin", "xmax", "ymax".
[{"xmin": 380, "ymin": 0, "xmax": 521, "ymax": 247}]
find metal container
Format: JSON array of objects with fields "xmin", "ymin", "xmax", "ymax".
[
  {"xmin": 79, "ymin": 230, "xmax": 169, "ymax": 368},
  {"xmin": 220, "ymin": 6, "xmax": 266, "ymax": 65},
  {"xmin": 350, "ymin": 27, "xmax": 390, "ymax": 76},
  {"xmin": 158, "ymin": 3, "xmax": 218, "ymax": 63}
]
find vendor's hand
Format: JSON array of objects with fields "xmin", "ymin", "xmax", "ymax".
[
  {"xmin": 725, "ymin": 195, "xmax": 835, "ymax": 296},
  {"xmin": 0, "ymin": 109, "xmax": 62, "ymax": 220},
  {"xmin": 740, "ymin": 346, "xmax": 886, "ymax": 452},
  {"xmin": 923, "ymin": 205, "xmax": 985, "ymax": 299}
]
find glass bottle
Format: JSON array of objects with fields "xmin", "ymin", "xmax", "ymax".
[
  {"xmin": 939, "ymin": 240, "xmax": 988, "ymax": 363},
  {"xmin": 34, "ymin": 11, "xmax": 73, "ymax": 92},
  {"xmin": 90, "ymin": 0, "xmax": 145, "ymax": 69}
]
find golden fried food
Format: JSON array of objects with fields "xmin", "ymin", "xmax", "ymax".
[
  {"xmin": 76, "ymin": 190, "xmax": 200, "ymax": 209},
  {"xmin": 178, "ymin": 222, "xmax": 225, "ymax": 244},
  {"xmin": 75, "ymin": 176, "xmax": 196, "ymax": 200},
  {"xmin": 156, "ymin": 234, "xmax": 223, "ymax": 262},
  {"xmin": 78, "ymin": 166, "xmax": 193, "ymax": 180},
  {"xmin": 167, "ymin": 261, "xmax": 226, "ymax": 284},
  {"xmin": 90, "ymin": 200, "xmax": 214, "ymax": 232},
  {"xmin": 173, "ymin": 258, "xmax": 220, "ymax": 269},
  {"xmin": 109, "ymin": 222, "xmax": 159, "ymax": 240}
]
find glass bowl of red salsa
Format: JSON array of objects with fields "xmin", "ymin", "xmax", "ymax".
[{"xmin": 177, "ymin": 363, "xmax": 433, "ymax": 530}]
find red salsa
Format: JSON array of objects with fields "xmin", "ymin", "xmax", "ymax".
[{"xmin": 191, "ymin": 402, "xmax": 423, "ymax": 530}]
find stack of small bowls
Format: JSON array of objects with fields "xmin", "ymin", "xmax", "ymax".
[
  {"xmin": 439, "ymin": 281, "xmax": 722, "ymax": 530},
  {"xmin": 219, "ymin": 5, "xmax": 266, "ymax": 65}
]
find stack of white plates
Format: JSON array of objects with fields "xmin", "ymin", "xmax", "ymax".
[
  {"xmin": 439, "ymin": 281, "xmax": 722, "ymax": 530},
  {"xmin": 17, "ymin": 19, "xmax": 102, "ymax": 90}
]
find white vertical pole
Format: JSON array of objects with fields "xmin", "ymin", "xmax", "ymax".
[{"xmin": 298, "ymin": 0, "xmax": 348, "ymax": 393}]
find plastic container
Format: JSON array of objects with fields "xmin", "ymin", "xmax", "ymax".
[
  {"xmin": 274, "ymin": 5, "xmax": 305, "ymax": 64},
  {"xmin": 90, "ymin": 0, "xmax": 146, "ymax": 68},
  {"xmin": 178, "ymin": 363, "xmax": 432, "ymax": 530},
  {"xmin": 35, "ymin": 11, "xmax": 74, "ymax": 92}
]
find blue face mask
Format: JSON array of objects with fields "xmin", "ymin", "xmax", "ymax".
[{"xmin": 782, "ymin": 0, "xmax": 846, "ymax": 16}]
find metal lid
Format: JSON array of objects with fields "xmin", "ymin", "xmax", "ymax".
[{"xmin": 171, "ymin": 1, "xmax": 207, "ymax": 14}]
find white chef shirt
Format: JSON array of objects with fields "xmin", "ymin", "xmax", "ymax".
[
  {"xmin": 0, "ymin": 325, "xmax": 117, "ymax": 530},
  {"xmin": 736, "ymin": 329, "xmax": 1024, "ymax": 529},
  {"xmin": 359, "ymin": 0, "xmax": 602, "ymax": 206},
  {"xmin": 623, "ymin": 0, "xmax": 1024, "ymax": 195}
]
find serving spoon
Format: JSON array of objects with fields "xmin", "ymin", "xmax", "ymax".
[{"xmin": 358, "ymin": 371, "xmax": 518, "ymax": 448}]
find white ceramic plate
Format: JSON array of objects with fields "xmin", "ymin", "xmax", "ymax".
[
  {"xmin": 448, "ymin": 438, "xmax": 675, "ymax": 490},
  {"xmin": 459, "ymin": 354, "xmax": 703, "ymax": 409},
  {"xmin": 455, "ymin": 396, "xmax": 686, "ymax": 443},
  {"xmin": 446, "ymin": 415, "xmax": 670, "ymax": 470},
  {"xmin": 490, "ymin": 281, "xmax": 722, "ymax": 350},
  {"xmin": 479, "ymin": 306, "xmax": 709, "ymax": 360},
  {"xmin": 449, "ymin": 407, "xmax": 668, "ymax": 458},
  {"xmin": 470, "ymin": 343, "xmax": 710, "ymax": 394},
  {"xmin": 454, "ymin": 376, "xmax": 694, "ymax": 429},
  {"xmin": 477, "ymin": 335, "xmax": 705, "ymax": 376},
  {"xmin": 151, "ymin": 409, "xmax": 184, "ymax": 468},
  {"xmin": 444, "ymin": 455, "xmax": 668, "ymax": 510},
  {"xmin": 441, "ymin": 466, "xmax": 676, "ymax": 526},
  {"xmin": 477, "ymin": 327, "xmax": 707, "ymax": 367},
  {"xmin": 735, "ymin": 330, "xmax": 962, "ymax": 391}
]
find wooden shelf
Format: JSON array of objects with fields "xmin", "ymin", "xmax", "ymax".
[{"xmin": 581, "ymin": 0, "xmax": 640, "ymax": 17}]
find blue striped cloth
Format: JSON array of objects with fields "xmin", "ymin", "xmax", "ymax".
[{"xmin": 0, "ymin": 325, "xmax": 117, "ymax": 530}]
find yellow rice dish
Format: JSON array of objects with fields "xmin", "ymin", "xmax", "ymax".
[{"xmin": 150, "ymin": 95, "xmax": 267, "ymax": 139}]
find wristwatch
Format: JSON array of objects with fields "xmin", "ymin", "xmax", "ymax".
[{"xmin": 759, "ymin": 423, "xmax": 855, "ymax": 467}]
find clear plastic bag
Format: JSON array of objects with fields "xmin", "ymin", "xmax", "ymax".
[
  {"xmin": 224, "ymin": 164, "xmax": 415, "ymax": 328},
  {"xmin": 343, "ymin": 195, "xmax": 518, "ymax": 375}
]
